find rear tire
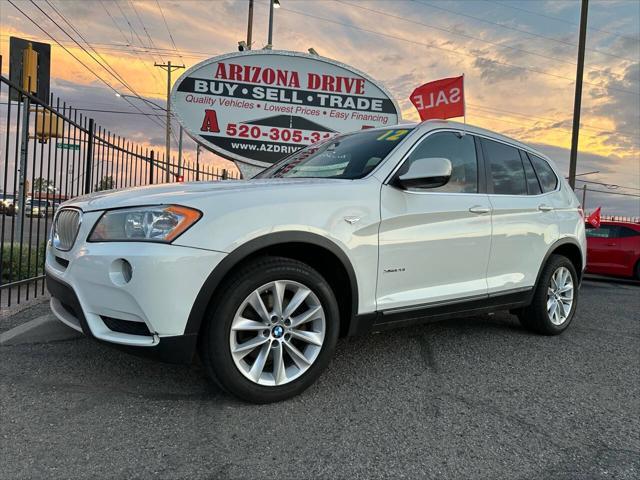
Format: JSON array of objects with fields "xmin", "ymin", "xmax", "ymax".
[
  {"xmin": 635, "ymin": 260, "xmax": 640, "ymax": 281},
  {"xmin": 199, "ymin": 256, "xmax": 339, "ymax": 403},
  {"xmin": 518, "ymin": 254, "xmax": 578, "ymax": 335}
]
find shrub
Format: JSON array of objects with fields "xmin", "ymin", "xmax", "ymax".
[{"xmin": 1, "ymin": 243, "xmax": 46, "ymax": 284}]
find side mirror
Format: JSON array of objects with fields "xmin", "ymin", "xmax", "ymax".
[{"xmin": 395, "ymin": 157, "xmax": 452, "ymax": 189}]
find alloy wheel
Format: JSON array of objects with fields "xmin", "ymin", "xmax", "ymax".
[
  {"xmin": 229, "ymin": 280, "xmax": 326, "ymax": 386},
  {"xmin": 546, "ymin": 266, "xmax": 574, "ymax": 326}
]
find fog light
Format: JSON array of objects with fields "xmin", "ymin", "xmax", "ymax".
[{"xmin": 109, "ymin": 258, "xmax": 133, "ymax": 286}]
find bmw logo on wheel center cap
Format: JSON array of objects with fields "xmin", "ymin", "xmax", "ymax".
[{"xmin": 272, "ymin": 325, "xmax": 284, "ymax": 338}]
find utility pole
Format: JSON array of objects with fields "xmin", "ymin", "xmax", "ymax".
[
  {"xmin": 155, "ymin": 61, "xmax": 184, "ymax": 182},
  {"xmin": 568, "ymin": 0, "xmax": 589, "ymax": 190},
  {"xmin": 247, "ymin": 0, "xmax": 254, "ymax": 50},
  {"xmin": 177, "ymin": 125, "xmax": 183, "ymax": 176},
  {"xmin": 582, "ymin": 184, "xmax": 587, "ymax": 210}
]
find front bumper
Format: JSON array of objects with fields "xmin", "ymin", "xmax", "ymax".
[
  {"xmin": 45, "ymin": 209, "xmax": 226, "ymax": 363},
  {"xmin": 46, "ymin": 274, "xmax": 199, "ymax": 363}
]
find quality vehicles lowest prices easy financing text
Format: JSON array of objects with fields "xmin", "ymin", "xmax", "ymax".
[{"xmin": 46, "ymin": 120, "xmax": 586, "ymax": 403}]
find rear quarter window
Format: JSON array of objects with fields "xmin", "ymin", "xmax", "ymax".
[
  {"xmin": 618, "ymin": 226, "xmax": 640, "ymax": 237},
  {"xmin": 520, "ymin": 150, "xmax": 542, "ymax": 195},
  {"xmin": 528, "ymin": 153, "xmax": 558, "ymax": 193}
]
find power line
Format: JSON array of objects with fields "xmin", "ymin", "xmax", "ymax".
[
  {"xmin": 127, "ymin": 0, "xmax": 166, "ymax": 63},
  {"xmin": 97, "ymin": 0, "xmax": 164, "ymax": 84},
  {"xmin": 575, "ymin": 178, "xmax": 640, "ymax": 192},
  {"xmin": 579, "ymin": 187, "xmax": 640, "ymax": 198},
  {"xmin": 7, "ymin": 0, "xmax": 166, "ymax": 131},
  {"xmin": 0, "ymin": 34, "xmax": 214, "ymax": 59},
  {"xmin": 462, "ymin": 110, "xmax": 639, "ymax": 165},
  {"xmin": 114, "ymin": 0, "xmax": 159, "ymax": 62},
  {"xmin": 155, "ymin": 0, "xmax": 183, "ymax": 61},
  {"xmin": 43, "ymin": 0, "xmax": 137, "ymax": 96},
  {"xmin": 412, "ymin": 0, "xmax": 638, "ymax": 63},
  {"xmin": 335, "ymin": 0, "xmax": 625, "ymax": 82},
  {"xmin": 486, "ymin": 0, "xmax": 640, "ymax": 43},
  {"xmin": 466, "ymin": 102, "xmax": 637, "ymax": 137},
  {"xmin": 278, "ymin": 5, "xmax": 639, "ymax": 97},
  {"xmin": 98, "ymin": 0, "xmax": 131, "ymax": 45},
  {"xmin": 27, "ymin": 0, "xmax": 165, "ymax": 130}
]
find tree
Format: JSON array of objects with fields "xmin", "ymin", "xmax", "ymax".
[
  {"xmin": 33, "ymin": 177, "xmax": 56, "ymax": 193},
  {"xmin": 95, "ymin": 176, "xmax": 114, "ymax": 192}
]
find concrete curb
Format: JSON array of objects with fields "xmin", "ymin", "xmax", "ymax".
[{"xmin": 0, "ymin": 313, "xmax": 82, "ymax": 346}]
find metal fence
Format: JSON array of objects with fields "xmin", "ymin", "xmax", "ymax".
[
  {"xmin": 1, "ymin": 71, "xmax": 238, "ymax": 308},
  {"xmin": 600, "ymin": 215, "xmax": 640, "ymax": 223}
]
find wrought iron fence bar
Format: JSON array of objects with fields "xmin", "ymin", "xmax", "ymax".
[
  {"xmin": 0, "ymin": 275, "xmax": 46, "ymax": 289},
  {"xmin": 1, "ymin": 72, "xmax": 238, "ymax": 309},
  {"xmin": 0, "ymin": 75, "xmax": 86, "ymax": 131}
]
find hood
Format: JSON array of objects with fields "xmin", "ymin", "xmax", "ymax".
[{"xmin": 64, "ymin": 178, "xmax": 350, "ymax": 211}]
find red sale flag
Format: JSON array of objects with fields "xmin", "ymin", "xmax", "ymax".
[
  {"xmin": 587, "ymin": 207, "xmax": 601, "ymax": 228},
  {"xmin": 410, "ymin": 75, "xmax": 465, "ymax": 121}
]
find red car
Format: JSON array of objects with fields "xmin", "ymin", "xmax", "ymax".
[{"xmin": 586, "ymin": 221, "xmax": 640, "ymax": 280}]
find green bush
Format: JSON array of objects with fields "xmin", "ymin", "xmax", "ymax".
[{"xmin": 1, "ymin": 243, "xmax": 46, "ymax": 284}]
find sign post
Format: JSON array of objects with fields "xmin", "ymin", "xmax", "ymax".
[
  {"xmin": 171, "ymin": 50, "xmax": 400, "ymax": 177},
  {"xmin": 16, "ymin": 93, "xmax": 30, "ymax": 239}
]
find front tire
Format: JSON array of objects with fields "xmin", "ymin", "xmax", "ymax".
[
  {"xmin": 199, "ymin": 256, "xmax": 339, "ymax": 403},
  {"xmin": 518, "ymin": 254, "xmax": 579, "ymax": 335}
]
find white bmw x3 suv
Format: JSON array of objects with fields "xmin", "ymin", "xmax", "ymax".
[{"xmin": 46, "ymin": 120, "xmax": 586, "ymax": 403}]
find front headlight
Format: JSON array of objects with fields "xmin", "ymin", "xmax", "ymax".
[{"xmin": 88, "ymin": 205, "xmax": 202, "ymax": 243}]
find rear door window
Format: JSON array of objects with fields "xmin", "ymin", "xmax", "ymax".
[
  {"xmin": 528, "ymin": 153, "xmax": 558, "ymax": 193},
  {"xmin": 482, "ymin": 139, "xmax": 527, "ymax": 195}
]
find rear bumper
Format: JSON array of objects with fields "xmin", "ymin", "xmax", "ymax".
[{"xmin": 46, "ymin": 274, "xmax": 198, "ymax": 364}]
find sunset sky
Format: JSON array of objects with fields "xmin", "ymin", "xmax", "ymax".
[{"xmin": 1, "ymin": 0, "xmax": 639, "ymax": 215}]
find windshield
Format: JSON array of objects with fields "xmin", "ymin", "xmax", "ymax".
[{"xmin": 256, "ymin": 128, "xmax": 413, "ymax": 179}]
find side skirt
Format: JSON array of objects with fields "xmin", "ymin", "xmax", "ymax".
[{"xmin": 348, "ymin": 288, "xmax": 533, "ymax": 336}]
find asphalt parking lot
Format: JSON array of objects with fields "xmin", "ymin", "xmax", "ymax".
[{"xmin": 1, "ymin": 278, "xmax": 638, "ymax": 480}]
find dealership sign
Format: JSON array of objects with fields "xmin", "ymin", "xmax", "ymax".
[{"xmin": 171, "ymin": 50, "xmax": 401, "ymax": 168}]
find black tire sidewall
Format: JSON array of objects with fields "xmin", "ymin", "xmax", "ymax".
[{"xmin": 201, "ymin": 257, "xmax": 339, "ymax": 403}]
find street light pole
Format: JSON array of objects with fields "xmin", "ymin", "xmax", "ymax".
[
  {"xmin": 247, "ymin": 0, "xmax": 254, "ymax": 50},
  {"xmin": 568, "ymin": 0, "xmax": 589, "ymax": 190},
  {"xmin": 267, "ymin": 0, "xmax": 278, "ymax": 49},
  {"xmin": 116, "ymin": 93, "xmax": 166, "ymax": 112}
]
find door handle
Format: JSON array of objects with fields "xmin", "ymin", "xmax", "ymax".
[
  {"xmin": 538, "ymin": 204, "xmax": 554, "ymax": 212},
  {"xmin": 469, "ymin": 206, "xmax": 491, "ymax": 214}
]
